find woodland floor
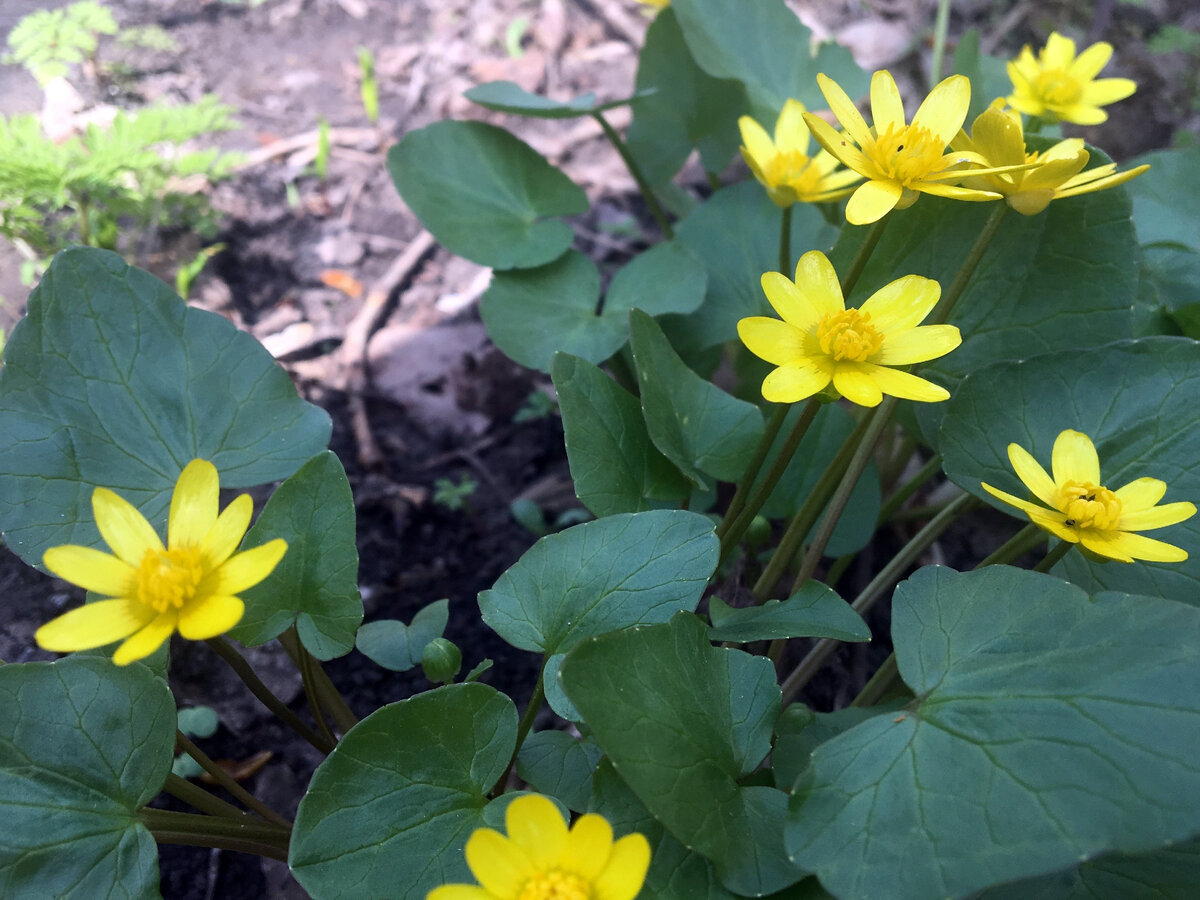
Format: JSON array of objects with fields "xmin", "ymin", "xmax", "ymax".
[{"xmin": 1, "ymin": 0, "xmax": 1197, "ymax": 896}]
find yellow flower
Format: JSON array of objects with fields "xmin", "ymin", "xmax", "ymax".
[
  {"xmin": 428, "ymin": 793, "xmax": 651, "ymax": 900},
  {"xmin": 635, "ymin": 0, "xmax": 669, "ymax": 8},
  {"xmin": 982, "ymin": 429, "xmax": 1196, "ymax": 563},
  {"xmin": 737, "ymin": 250, "xmax": 961, "ymax": 406},
  {"xmin": 1007, "ymin": 31, "xmax": 1136, "ymax": 125},
  {"xmin": 802, "ymin": 70, "xmax": 1024, "ymax": 225},
  {"xmin": 951, "ymin": 100, "xmax": 1149, "ymax": 215},
  {"xmin": 36, "ymin": 459, "xmax": 287, "ymax": 666},
  {"xmin": 738, "ymin": 99, "xmax": 862, "ymax": 207}
]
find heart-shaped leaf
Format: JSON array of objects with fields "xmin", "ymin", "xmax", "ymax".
[
  {"xmin": 516, "ymin": 730, "xmax": 603, "ymax": 813},
  {"xmin": 465, "ymin": 80, "xmax": 648, "ymax": 119},
  {"xmin": 356, "ymin": 599, "xmax": 450, "ymax": 672},
  {"xmin": 707, "ymin": 581, "xmax": 869, "ymax": 644}
]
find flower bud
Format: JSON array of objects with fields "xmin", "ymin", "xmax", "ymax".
[{"xmin": 421, "ymin": 638, "xmax": 462, "ymax": 683}]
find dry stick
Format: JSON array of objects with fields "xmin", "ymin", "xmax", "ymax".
[
  {"xmin": 163, "ymin": 773, "xmax": 247, "ymax": 821},
  {"xmin": 139, "ymin": 808, "xmax": 290, "ymax": 862},
  {"xmin": 206, "ymin": 637, "xmax": 335, "ymax": 755},
  {"xmin": 780, "ymin": 491, "xmax": 978, "ymax": 705},
  {"xmin": 175, "ymin": 731, "xmax": 293, "ymax": 829},
  {"xmin": 277, "ymin": 629, "xmax": 359, "ymax": 735}
]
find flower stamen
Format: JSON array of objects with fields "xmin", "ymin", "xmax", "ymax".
[
  {"xmin": 1056, "ymin": 480, "xmax": 1121, "ymax": 531},
  {"xmin": 816, "ymin": 309, "xmax": 883, "ymax": 362},
  {"xmin": 517, "ymin": 870, "xmax": 592, "ymax": 900},
  {"xmin": 137, "ymin": 546, "xmax": 205, "ymax": 613}
]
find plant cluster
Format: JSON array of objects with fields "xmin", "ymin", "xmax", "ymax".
[{"xmin": 2, "ymin": 1, "xmax": 1200, "ymax": 899}]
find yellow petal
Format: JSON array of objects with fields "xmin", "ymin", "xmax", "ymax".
[
  {"xmin": 1070, "ymin": 40, "xmax": 1113, "ymax": 80},
  {"xmin": 774, "ymin": 98, "xmax": 810, "ymax": 152},
  {"xmin": 92, "ymin": 487, "xmax": 163, "ymax": 565},
  {"xmin": 857, "ymin": 364, "xmax": 950, "ymax": 403},
  {"xmin": 875, "ymin": 324, "xmax": 960, "ymax": 366},
  {"xmin": 44, "ymin": 544, "xmax": 138, "ymax": 596},
  {"xmin": 1114, "ymin": 477, "xmax": 1167, "ymax": 512},
  {"xmin": 760, "ymin": 269, "xmax": 825, "ymax": 329},
  {"xmin": 1085, "ymin": 530, "xmax": 1188, "ymax": 563},
  {"xmin": 1119, "ymin": 501, "xmax": 1197, "ymax": 532},
  {"xmin": 169, "ymin": 459, "xmax": 220, "ymax": 549},
  {"xmin": 505, "ymin": 795, "xmax": 568, "ymax": 871},
  {"xmin": 593, "ymin": 832, "xmax": 652, "ymax": 900},
  {"xmin": 1010, "ymin": 47, "xmax": 1040, "ymax": 83},
  {"xmin": 465, "ymin": 829, "xmax": 531, "ymax": 896},
  {"xmin": 36, "ymin": 598, "xmax": 155, "ymax": 652},
  {"xmin": 426, "ymin": 887, "xmax": 494, "ymax": 900},
  {"xmin": 1026, "ymin": 506, "xmax": 1080, "ymax": 544},
  {"xmin": 738, "ymin": 116, "xmax": 776, "ymax": 168},
  {"xmin": 1021, "ymin": 152, "xmax": 1089, "ymax": 192},
  {"xmin": 1058, "ymin": 104, "xmax": 1108, "ymax": 126},
  {"xmin": 869, "ymin": 70, "xmax": 906, "ymax": 133},
  {"xmin": 911, "ymin": 74, "xmax": 970, "ymax": 146},
  {"xmin": 832, "ymin": 363, "xmax": 883, "ymax": 407},
  {"xmin": 816, "ymin": 73, "xmax": 872, "ymax": 148},
  {"xmin": 562, "ymin": 814, "xmax": 613, "ymax": 881},
  {"xmin": 1076, "ymin": 530, "xmax": 1134, "ymax": 563},
  {"xmin": 1081, "ymin": 77, "xmax": 1136, "ymax": 107},
  {"xmin": 1055, "ymin": 165, "xmax": 1148, "ymax": 199},
  {"xmin": 1051, "ymin": 429, "xmax": 1100, "ymax": 485},
  {"xmin": 200, "ymin": 539, "xmax": 287, "ymax": 596},
  {"xmin": 1042, "ymin": 32, "xmax": 1076, "ymax": 69},
  {"xmin": 112, "ymin": 611, "xmax": 177, "ymax": 666},
  {"xmin": 761, "ymin": 359, "xmax": 832, "ymax": 403},
  {"xmin": 846, "ymin": 179, "xmax": 903, "ymax": 225},
  {"xmin": 981, "ymin": 481, "xmax": 1056, "ymax": 521},
  {"xmin": 792, "ymin": 250, "xmax": 844, "ymax": 318},
  {"xmin": 200, "ymin": 494, "xmax": 254, "ymax": 569},
  {"xmin": 803, "ymin": 112, "xmax": 874, "ymax": 176},
  {"xmin": 1007, "ymin": 443, "xmax": 1058, "ymax": 508},
  {"xmin": 858, "ymin": 274, "xmax": 941, "ymax": 334},
  {"xmin": 738, "ymin": 317, "xmax": 806, "ymax": 366},
  {"xmin": 915, "ymin": 181, "xmax": 1002, "ymax": 202},
  {"xmin": 968, "ymin": 104, "xmax": 1027, "ymax": 168},
  {"xmin": 1008, "ymin": 189, "xmax": 1055, "ymax": 216},
  {"xmin": 178, "ymin": 595, "xmax": 245, "ymax": 641}
]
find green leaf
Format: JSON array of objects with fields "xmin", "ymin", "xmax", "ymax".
[
  {"xmin": 978, "ymin": 837, "xmax": 1200, "ymax": 899},
  {"xmin": 355, "ymin": 599, "xmax": 449, "ymax": 672},
  {"xmin": 542, "ymin": 653, "xmax": 581, "ymax": 722},
  {"xmin": 671, "ymin": 182, "xmax": 838, "ymax": 353},
  {"xmin": 478, "ymin": 509, "xmax": 718, "ymax": 655},
  {"xmin": 516, "ymin": 730, "xmax": 603, "ymax": 812},
  {"xmin": 951, "ymin": 29, "xmax": 1012, "ymax": 122},
  {"xmin": 630, "ymin": 309, "xmax": 764, "ymax": 487},
  {"xmin": 760, "ymin": 403, "xmax": 881, "ymax": 557},
  {"xmin": 464, "ymin": 80, "xmax": 647, "ymax": 118},
  {"xmin": 827, "ymin": 186, "xmax": 1137, "ymax": 439},
  {"xmin": 670, "ymin": 0, "xmax": 867, "ymax": 122},
  {"xmin": 626, "ymin": 8, "xmax": 746, "ymax": 183},
  {"xmin": 229, "ymin": 451, "xmax": 362, "ymax": 660},
  {"xmin": 590, "ymin": 759, "xmax": 740, "ymax": 899},
  {"xmin": 771, "ymin": 704, "xmax": 896, "ymax": 792},
  {"xmin": 176, "ymin": 705, "xmax": 219, "ymax": 739},
  {"xmin": 289, "ymin": 683, "xmax": 517, "ymax": 900},
  {"xmin": 552, "ymin": 353, "xmax": 688, "ymax": 517},
  {"xmin": 0, "ymin": 248, "xmax": 331, "ymax": 569},
  {"xmin": 1126, "ymin": 146, "xmax": 1200, "ymax": 252},
  {"xmin": 481, "ymin": 251, "xmax": 625, "ymax": 372},
  {"xmin": 786, "ymin": 565, "xmax": 1200, "ymax": 900},
  {"xmin": 938, "ymin": 337, "xmax": 1200, "ymax": 606},
  {"xmin": 1141, "ymin": 244, "xmax": 1200, "ymax": 319},
  {"xmin": 606, "ymin": 240, "xmax": 708, "ymax": 318},
  {"xmin": 562, "ymin": 614, "xmax": 800, "ymax": 896},
  {"xmin": 0, "ymin": 657, "xmax": 175, "ymax": 899},
  {"xmin": 387, "ymin": 120, "xmax": 588, "ymax": 270},
  {"xmin": 707, "ymin": 581, "xmax": 869, "ymax": 644}
]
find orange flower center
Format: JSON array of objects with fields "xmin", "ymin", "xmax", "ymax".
[
  {"xmin": 869, "ymin": 122, "xmax": 948, "ymax": 185},
  {"xmin": 1055, "ymin": 480, "xmax": 1121, "ymax": 530},
  {"xmin": 816, "ymin": 309, "xmax": 883, "ymax": 362},
  {"xmin": 516, "ymin": 869, "xmax": 592, "ymax": 900},
  {"xmin": 764, "ymin": 149, "xmax": 821, "ymax": 193},
  {"xmin": 137, "ymin": 546, "xmax": 204, "ymax": 613},
  {"xmin": 1034, "ymin": 69, "xmax": 1082, "ymax": 108}
]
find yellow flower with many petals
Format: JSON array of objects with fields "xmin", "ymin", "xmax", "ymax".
[
  {"xmin": 427, "ymin": 793, "xmax": 651, "ymax": 900},
  {"xmin": 1007, "ymin": 32, "xmax": 1136, "ymax": 125},
  {"xmin": 36, "ymin": 459, "xmax": 287, "ymax": 666},
  {"xmin": 951, "ymin": 100, "xmax": 1149, "ymax": 215},
  {"xmin": 982, "ymin": 429, "xmax": 1195, "ymax": 563},
  {"xmin": 802, "ymin": 70, "xmax": 1026, "ymax": 225},
  {"xmin": 738, "ymin": 250, "xmax": 961, "ymax": 407},
  {"xmin": 738, "ymin": 99, "xmax": 862, "ymax": 207}
]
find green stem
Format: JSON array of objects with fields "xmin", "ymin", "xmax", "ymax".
[
  {"xmin": 720, "ymin": 399, "xmax": 821, "ymax": 561},
  {"xmin": 752, "ymin": 414, "xmax": 874, "ymax": 601},
  {"xmin": 977, "ymin": 522, "xmax": 1046, "ymax": 568},
  {"xmin": 877, "ymin": 454, "xmax": 943, "ymax": 524},
  {"xmin": 593, "ymin": 111, "xmax": 674, "ymax": 239},
  {"xmin": 792, "ymin": 397, "xmax": 898, "ymax": 592},
  {"xmin": 717, "ymin": 404, "xmax": 788, "ymax": 541},
  {"xmin": 1034, "ymin": 539, "xmax": 1073, "ymax": 572},
  {"xmin": 162, "ymin": 773, "xmax": 246, "ymax": 820},
  {"xmin": 929, "ymin": 202, "xmax": 1009, "ymax": 326},
  {"xmin": 888, "ymin": 501, "xmax": 956, "ymax": 524},
  {"xmin": 491, "ymin": 657, "xmax": 547, "ymax": 796},
  {"xmin": 73, "ymin": 191, "xmax": 92, "ymax": 246},
  {"xmin": 779, "ymin": 204, "xmax": 793, "ymax": 275},
  {"xmin": 929, "ymin": 0, "xmax": 952, "ymax": 84},
  {"xmin": 139, "ymin": 808, "xmax": 290, "ymax": 862},
  {"xmin": 206, "ymin": 637, "xmax": 335, "ymax": 755},
  {"xmin": 176, "ymin": 731, "xmax": 292, "ymax": 828},
  {"xmin": 296, "ymin": 635, "xmax": 338, "ymax": 750},
  {"xmin": 880, "ymin": 429, "xmax": 919, "ymax": 490},
  {"xmin": 278, "ymin": 627, "xmax": 358, "ymax": 736},
  {"xmin": 850, "ymin": 652, "xmax": 899, "ymax": 708},
  {"xmin": 840, "ymin": 215, "xmax": 890, "ymax": 298},
  {"xmin": 779, "ymin": 491, "xmax": 977, "ymax": 704}
]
